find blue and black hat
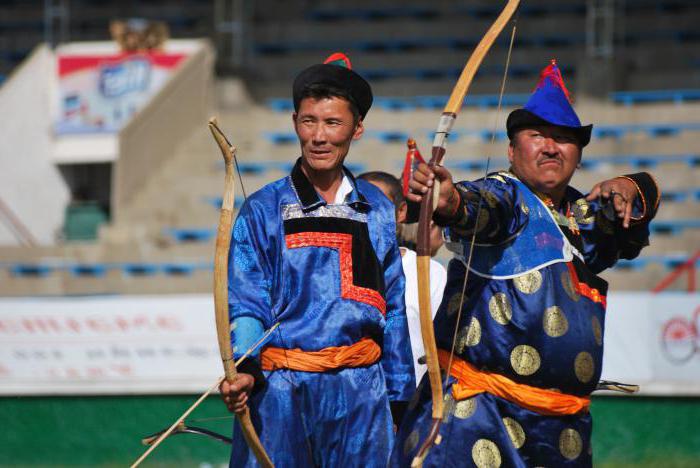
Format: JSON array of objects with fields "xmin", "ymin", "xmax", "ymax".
[
  {"xmin": 293, "ymin": 52, "xmax": 373, "ymax": 119},
  {"xmin": 507, "ymin": 60, "xmax": 592, "ymax": 147}
]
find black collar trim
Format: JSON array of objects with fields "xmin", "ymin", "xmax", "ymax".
[{"xmin": 290, "ymin": 158, "xmax": 370, "ymax": 213}]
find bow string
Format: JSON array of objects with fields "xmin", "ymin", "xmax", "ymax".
[{"xmin": 411, "ymin": 2, "xmax": 521, "ymax": 466}]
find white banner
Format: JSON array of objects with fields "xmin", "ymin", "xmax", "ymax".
[
  {"xmin": 0, "ymin": 295, "xmax": 220, "ymax": 395},
  {"xmin": 0, "ymin": 292, "xmax": 698, "ymax": 395},
  {"xmin": 601, "ymin": 292, "xmax": 700, "ymax": 395}
]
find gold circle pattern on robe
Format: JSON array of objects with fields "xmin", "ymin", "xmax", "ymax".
[
  {"xmin": 503, "ymin": 417, "xmax": 526, "ymax": 449},
  {"xmin": 574, "ymin": 351, "xmax": 595, "ymax": 383},
  {"xmin": 489, "ymin": 292, "xmax": 512, "ymax": 325},
  {"xmin": 510, "ymin": 345, "xmax": 541, "ymax": 376},
  {"xmin": 404, "ymin": 429, "xmax": 420, "ymax": 456},
  {"xmin": 454, "ymin": 397, "xmax": 478, "ymax": 419},
  {"xmin": 457, "ymin": 317, "xmax": 482, "ymax": 354},
  {"xmin": 476, "ymin": 208, "xmax": 490, "ymax": 233},
  {"xmin": 520, "ymin": 202, "xmax": 529, "ymax": 215},
  {"xmin": 591, "ymin": 315, "xmax": 603, "ymax": 346},
  {"xmin": 442, "ymin": 392, "xmax": 456, "ymax": 423},
  {"xmin": 447, "ymin": 292, "xmax": 464, "ymax": 317},
  {"xmin": 483, "ymin": 190, "xmax": 499, "ymax": 208},
  {"xmin": 573, "ymin": 198, "xmax": 595, "ymax": 225},
  {"xmin": 472, "ymin": 439, "xmax": 502, "ymax": 468},
  {"xmin": 513, "ymin": 270, "xmax": 543, "ymax": 294},
  {"xmin": 543, "ymin": 305, "xmax": 569, "ymax": 337},
  {"xmin": 559, "ymin": 428, "xmax": 583, "ymax": 460},
  {"xmin": 561, "ymin": 271, "xmax": 580, "ymax": 301}
]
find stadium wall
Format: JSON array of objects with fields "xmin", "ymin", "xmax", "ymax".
[
  {"xmin": 0, "ymin": 45, "xmax": 70, "ymax": 246},
  {"xmin": 113, "ymin": 40, "xmax": 214, "ymax": 222}
]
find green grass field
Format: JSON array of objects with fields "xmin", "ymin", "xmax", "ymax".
[{"xmin": 1, "ymin": 395, "xmax": 699, "ymax": 466}]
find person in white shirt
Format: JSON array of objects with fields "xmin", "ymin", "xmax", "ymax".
[{"xmin": 359, "ymin": 171, "xmax": 447, "ymax": 385}]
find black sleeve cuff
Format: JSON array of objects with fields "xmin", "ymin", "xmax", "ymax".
[
  {"xmin": 237, "ymin": 357, "xmax": 267, "ymax": 395},
  {"xmin": 620, "ymin": 172, "xmax": 661, "ymax": 223},
  {"xmin": 433, "ymin": 187, "xmax": 469, "ymax": 228}
]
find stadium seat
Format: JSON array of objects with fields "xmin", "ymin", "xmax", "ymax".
[
  {"xmin": 67, "ymin": 263, "xmax": 109, "ymax": 278},
  {"xmin": 203, "ymin": 196, "xmax": 246, "ymax": 209},
  {"xmin": 121, "ymin": 263, "xmax": 159, "ymax": 276},
  {"xmin": 269, "ymin": 94, "xmax": 531, "ymax": 113},
  {"xmin": 9, "ymin": 263, "xmax": 54, "ymax": 277},
  {"xmin": 650, "ymin": 220, "xmax": 700, "ymax": 235},
  {"xmin": 63, "ymin": 201, "xmax": 108, "ymax": 241},
  {"xmin": 610, "ymin": 89, "xmax": 700, "ymax": 106},
  {"xmin": 264, "ymin": 132, "xmax": 297, "ymax": 145},
  {"xmin": 161, "ymin": 263, "xmax": 196, "ymax": 276},
  {"xmin": 165, "ymin": 228, "xmax": 215, "ymax": 243}
]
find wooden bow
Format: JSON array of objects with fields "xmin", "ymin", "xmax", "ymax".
[
  {"xmin": 411, "ymin": 2, "xmax": 520, "ymax": 466},
  {"xmin": 209, "ymin": 117, "xmax": 275, "ymax": 468}
]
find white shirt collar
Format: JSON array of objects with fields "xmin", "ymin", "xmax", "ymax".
[{"xmin": 333, "ymin": 175, "xmax": 353, "ymax": 204}]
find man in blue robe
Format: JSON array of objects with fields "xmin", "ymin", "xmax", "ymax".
[
  {"xmin": 391, "ymin": 60, "xmax": 660, "ymax": 467},
  {"xmin": 219, "ymin": 53, "xmax": 415, "ymax": 467}
]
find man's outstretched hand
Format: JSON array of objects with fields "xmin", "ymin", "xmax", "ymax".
[
  {"xmin": 585, "ymin": 177, "xmax": 638, "ymax": 228},
  {"xmin": 406, "ymin": 163, "xmax": 460, "ymax": 219},
  {"xmin": 219, "ymin": 373, "xmax": 255, "ymax": 415}
]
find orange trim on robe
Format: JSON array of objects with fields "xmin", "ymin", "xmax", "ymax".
[
  {"xmin": 438, "ymin": 349, "xmax": 590, "ymax": 416},
  {"xmin": 261, "ymin": 337, "xmax": 381, "ymax": 372},
  {"xmin": 566, "ymin": 262, "xmax": 607, "ymax": 307},
  {"xmin": 286, "ymin": 232, "xmax": 387, "ymax": 315}
]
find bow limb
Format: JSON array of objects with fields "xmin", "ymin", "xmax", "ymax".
[
  {"xmin": 210, "ymin": 117, "xmax": 275, "ymax": 468},
  {"xmin": 142, "ymin": 421, "xmax": 233, "ymax": 446},
  {"xmin": 411, "ymin": 2, "xmax": 520, "ymax": 466}
]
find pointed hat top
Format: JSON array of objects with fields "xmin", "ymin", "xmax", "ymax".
[{"xmin": 506, "ymin": 59, "xmax": 592, "ymax": 146}]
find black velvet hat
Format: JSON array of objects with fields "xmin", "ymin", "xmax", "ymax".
[{"xmin": 293, "ymin": 52, "xmax": 373, "ymax": 119}]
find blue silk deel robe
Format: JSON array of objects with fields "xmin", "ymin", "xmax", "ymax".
[
  {"xmin": 391, "ymin": 171, "xmax": 660, "ymax": 468},
  {"xmin": 228, "ymin": 159, "xmax": 415, "ymax": 467}
]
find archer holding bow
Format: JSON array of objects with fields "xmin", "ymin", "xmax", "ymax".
[
  {"xmin": 391, "ymin": 61, "xmax": 660, "ymax": 467},
  {"xmin": 219, "ymin": 52, "xmax": 415, "ymax": 467}
]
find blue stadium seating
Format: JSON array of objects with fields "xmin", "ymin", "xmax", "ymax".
[
  {"xmin": 269, "ymin": 94, "xmax": 531, "ymax": 113},
  {"xmin": 164, "ymin": 228, "xmax": 215, "ymax": 243},
  {"xmin": 367, "ymin": 130, "xmax": 410, "ymax": 143},
  {"xmin": 255, "ymin": 33, "xmax": 586, "ymax": 56},
  {"xmin": 614, "ymin": 254, "xmax": 700, "ymax": 271},
  {"xmin": 161, "ymin": 263, "xmax": 196, "ymax": 276},
  {"xmin": 661, "ymin": 188, "xmax": 700, "ymax": 203},
  {"xmin": 271, "ymin": 92, "xmax": 700, "ymax": 112},
  {"xmin": 161, "ymin": 220, "xmax": 700, "ymax": 248},
  {"xmin": 610, "ymin": 89, "xmax": 700, "ymax": 106},
  {"xmin": 650, "ymin": 220, "xmax": 700, "ymax": 236},
  {"xmin": 5, "ymin": 253, "xmax": 697, "ymax": 278},
  {"xmin": 121, "ymin": 263, "xmax": 159, "ymax": 276},
  {"xmin": 9, "ymin": 264, "xmax": 54, "ymax": 277},
  {"xmin": 203, "ymin": 195, "xmax": 246, "ymax": 209},
  {"xmin": 265, "ymin": 124, "xmax": 700, "ymax": 146},
  {"xmin": 215, "ymin": 159, "xmax": 367, "ymax": 177},
  {"xmin": 67, "ymin": 264, "xmax": 109, "ymax": 278},
  {"xmin": 579, "ymin": 154, "xmax": 700, "ymax": 170},
  {"xmin": 304, "ymin": 4, "xmax": 586, "ymax": 22}
]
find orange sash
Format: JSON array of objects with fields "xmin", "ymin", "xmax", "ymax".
[
  {"xmin": 438, "ymin": 349, "xmax": 590, "ymax": 416},
  {"xmin": 261, "ymin": 337, "xmax": 381, "ymax": 372}
]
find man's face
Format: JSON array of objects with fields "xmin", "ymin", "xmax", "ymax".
[
  {"xmin": 293, "ymin": 96, "xmax": 363, "ymax": 175},
  {"xmin": 508, "ymin": 125, "xmax": 582, "ymax": 195}
]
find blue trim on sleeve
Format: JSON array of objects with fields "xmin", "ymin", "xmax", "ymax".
[{"xmin": 232, "ymin": 316, "xmax": 264, "ymax": 359}]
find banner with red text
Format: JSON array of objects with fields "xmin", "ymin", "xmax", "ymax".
[
  {"xmin": 0, "ymin": 295, "xmax": 219, "ymax": 395},
  {"xmin": 1, "ymin": 292, "xmax": 699, "ymax": 395}
]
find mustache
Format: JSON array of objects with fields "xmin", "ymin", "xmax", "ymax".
[{"xmin": 537, "ymin": 154, "xmax": 561, "ymax": 165}]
